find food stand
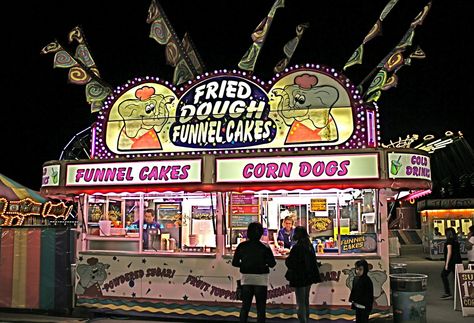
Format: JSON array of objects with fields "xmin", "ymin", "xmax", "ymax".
[
  {"xmin": 40, "ymin": 66, "xmax": 432, "ymax": 321},
  {"xmin": 419, "ymin": 198, "xmax": 474, "ymax": 260}
]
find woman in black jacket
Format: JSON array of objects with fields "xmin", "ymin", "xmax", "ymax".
[
  {"xmin": 285, "ymin": 226, "xmax": 321, "ymax": 323},
  {"xmin": 232, "ymin": 222, "xmax": 276, "ymax": 323},
  {"xmin": 349, "ymin": 259, "xmax": 374, "ymax": 323},
  {"xmin": 440, "ymin": 227, "xmax": 462, "ymax": 299}
]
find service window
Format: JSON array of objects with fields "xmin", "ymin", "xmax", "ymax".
[
  {"xmin": 84, "ymin": 193, "xmax": 217, "ymax": 254},
  {"xmin": 338, "ymin": 189, "xmax": 378, "ymax": 254},
  {"xmin": 225, "ymin": 189, "xmax": 379, "ymax": 256}
]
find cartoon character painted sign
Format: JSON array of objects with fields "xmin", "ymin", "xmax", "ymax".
[
  {"xmin": 272, "ymin": 73, "xmax": 340, "ymax": 144},
  {"xmin": 117, "ymin": 86, "xmax": 174, "ymax": 150},
  {"xmin": 96, "ymin": 66, "xmax": 375, "ymax": 158}
]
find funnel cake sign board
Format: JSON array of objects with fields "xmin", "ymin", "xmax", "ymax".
[{"xmin": 94, "ymin": 66, "xmax": 376, "ymax": 158}]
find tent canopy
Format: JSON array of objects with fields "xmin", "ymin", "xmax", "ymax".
[{"xmin": 0, "ymin": 173, "xmax": 46, "ymax": 202}]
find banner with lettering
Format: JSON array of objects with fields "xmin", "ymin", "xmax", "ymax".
[
  {"xmin": 388, "ymin": 153, "xmax": 431, "ymax": 180},
  {"xmin": 65, "ymin": 160, "xmax": 202, "ymax": 186},
  {"xmin": 216, "ymin": 154, "xmax": 379, "ymax": 183},
  {"xmin": 94, "ymin": 66, "xmax": 378, "ymax": 159},
  {"xmin": 73, "ymin": 251, "xmax": 390, "ymax": 320}
]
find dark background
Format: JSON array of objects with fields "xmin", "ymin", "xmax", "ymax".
[{"xmin": 2, "ymin": 0, "xmax": 473, "ymax": 190}]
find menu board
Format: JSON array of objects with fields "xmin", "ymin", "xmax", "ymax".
[
  {"xmin": 230, "ymin": 193, "xmax": 259, "ymax": 228},
  {"xmin": 231, "ymin": 194, "xmax": 259, "ymax": 205},
  {"xmin": 156, "ymin": 203, "xmax": 181, "ymax": 221},
  {"xmin": 191, "ymin": 205, "xmax": 213, "ymax": 220}
]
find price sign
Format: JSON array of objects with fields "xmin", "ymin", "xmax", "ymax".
[
  {"xmin": 231, "ymin": 193, "xmax": 258, "ymax": 205},
  {"xmin": 231, "ymin": 205, "xmax": 259, "ymax": 215},
  {"xmin": 311, "ymin": 198, "xmax": 327, "ymax": 212},
  {"xmin": 455, "ymin": 264, "xmax": 474, "ymax": 316},
  {"xmin": 231, "ymin": 215, "xmax": 259, "ymax": 228},
  {"xmin": 459, "ymin": 272, "xmax": 474, "ymax": 307}
]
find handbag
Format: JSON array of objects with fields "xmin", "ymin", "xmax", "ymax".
[{"xmin": 235, "ymin": 279, "xmax": 242, "ymax": 301}]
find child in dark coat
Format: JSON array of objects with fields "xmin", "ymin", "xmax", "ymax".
[{"xmin": 349, "ymin": 259, "xmax": 374, "ymax": 323}]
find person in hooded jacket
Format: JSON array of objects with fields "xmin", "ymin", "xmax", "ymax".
[
  {"xmin": 285, "ymin": 226, "xmax": 321, "ymax": 323},
  {"xmin": 349, "ymin": 259, "xmax": 374, "ymax": 323},
  {"xmin": 232, "ymin": 222, "xmax": 276, "ymax": 323}
]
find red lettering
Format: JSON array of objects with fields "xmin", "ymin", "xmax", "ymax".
[
  {"xmin": 325, "ymin": 161, "xmax": 338, "ymax": 176},
  {"xmin": 170, "ymin": 166, "xmax": 180, "ymax": 179},
  {"xmin": 312, "ymin": 161, "xmax": 325, "ymax": 176},
  {"xmin": 253, "ymin": 163, "xmax": 265, "ymax": 178},
  {"xmin": 266, "ymin": 163, "xmax": 278, "ymax": 178},
  {"xmin": 242, "ymin": 163, "xmax": 254, "ymax": 179},
  {"xmin": 279, "ymin": 162, "xmax": 293, "ymax": 177},
  {"xmin": 299, "ymin": 162, "xmax": 311, "ymax": 176},
  {"xmin": 116, "ymin": 167, "xmax": 126, "ymax": 181},
  {"xmin": 139, "ymin": 166, "xmax": 149, "ymax": 180},
  {"xmin": 338, "ymin": 160, "xmax": 350, "ymax": 176},
  {"xmin": 159, "ymin": 166, "xmax": 171, "ymax": 180},
  {"xmin": 180, "ymin": 165, "xmax": 190, "ymax": 179}
]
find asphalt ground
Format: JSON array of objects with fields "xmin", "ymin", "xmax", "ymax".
[{"xmin": 0, "ymin": 245, "xmax": 472, "ymax": 322}]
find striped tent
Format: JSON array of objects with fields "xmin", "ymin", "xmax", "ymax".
[
  {"xmin": 0, "ymin": 173, "xmax": 47, "ymax": 226},
  {"xmin": 0, "ymin": 173, "xmax": 46, "ymax": 203},
  {"xmin": 0, "ymin": 173, "xmax": 73, "ymax": 312}
]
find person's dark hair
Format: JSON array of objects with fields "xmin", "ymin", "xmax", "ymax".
[
  {"xmin": 145, "ymin": 208, "xmax": 155, "ymax": 216},
  {"xmin": 247, "ymin": 222, "xmax": 264, "ymax": 241},
  {"xmin": 293, "ymin": 226, "xmax": 311, "ymax": 248},
  {"xmin": 445, "ymin": 227, "xmax": 458, "ymax": 241},
  {"xmin": 355, "ymin": 259, "xmax": 370, "ymax": 276}
]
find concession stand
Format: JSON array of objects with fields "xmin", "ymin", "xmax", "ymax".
[
  {"xmin": 420, "ymin": 198, "xmax": 474, "ymax": 260},
  {"xmin": 40, "ymin": 66, "xmax": 432, "ymax": 321},
  {"xmin": 0, "ymin": 173, "xmax": 73, "ymax": 312}
]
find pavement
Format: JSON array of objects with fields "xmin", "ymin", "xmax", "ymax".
[{"xmin": 0, "ymin": 244, "xmax": 472, "ymax": 322}]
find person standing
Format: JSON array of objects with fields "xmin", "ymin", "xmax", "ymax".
[
  {"xmin": 285, "ymin": 226, "xmax": 321, "ymax": 323},
  {"xmin": 440, "ymin": 227, "xmax": 462, "ymax": 299},
  {"xmin": 133, "ymin": 208, "xmax": 160, "ymax": 249},
  {"xmin": 277, "ymin": 216, "xmax": 295, "ymax": 249},
  {"xmin": 232, "ymin": 222, "xmax": 276, "ymax": 323},
  {"xmin": 466, "ymin": 225, "xmax": 474, "ymax": 265},
  {"xmin": 349, "ymin": 259, "xmax": 374, "ymax": 323}
]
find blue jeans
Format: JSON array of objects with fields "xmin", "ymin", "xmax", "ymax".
[
  {"xmin": 294, "ymin": 285, "xmax": 311, "ymax": 323},
  {"xmin": 240, "ymin": 284, "xmax": 267, "ymax": 323}
]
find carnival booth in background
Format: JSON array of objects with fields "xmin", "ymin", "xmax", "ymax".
[
  {"xmin": 420, "ymin": 198, "xmax": 474, "ymax": 260},
  {"xmin": 0, "ymin": 173, "xmax": 74, "ymax": 312}
]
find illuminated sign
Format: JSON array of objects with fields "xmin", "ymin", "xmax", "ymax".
[
  {"xmin": 388, "ymin": 153, "xmax": 431, "ymax": 180},
  {"xmin": 311, "ymin": 198, "xmax": 327, "ymax": 212},
  {"xmin": 216, "ymin": 153, "xmax": 379, "ymax": 183},
  {"xmin": 95, "ymin": 66, "xmax": 378, "ymax": 158},
  {"xmin": 1, "ymin": 197, "xmax": 42, "ymax": 226},
  {"xmin": 66, "ymin": 160, "xmax": 202, "ymax": 186},
  {"xmin": 42, "ymin": 165, "xmax": 60, "ymax": 187}
]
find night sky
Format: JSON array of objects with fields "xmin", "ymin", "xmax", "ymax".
[{"xmin": 2, "ymin": 0, "xmax": 473, "ymax": 190}]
